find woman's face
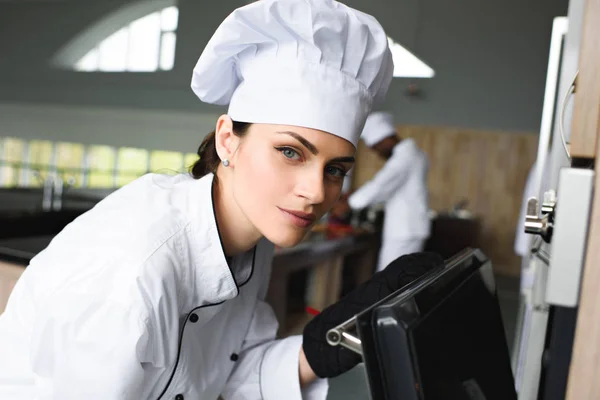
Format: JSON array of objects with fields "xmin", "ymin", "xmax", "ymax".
[{"xmin": 230, "ymin": 123, "xmax": 355, "ymax": 248}]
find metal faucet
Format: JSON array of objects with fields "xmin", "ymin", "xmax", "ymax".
[
  {"xmin": 42, "ymin": 175, "xmax": 54, "ymax": 211},
  {"xmin": 34, "ymin": 171, "xmax": 76, "ymax": 212}
]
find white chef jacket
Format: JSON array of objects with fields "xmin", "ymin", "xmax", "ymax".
[
  {"xmin": 349, "ymin": 139, "xmax": 430, "ymax": 242},
  {"xmin": 0, "ymin": 173, "xmax": 327, "ymax": 400}
]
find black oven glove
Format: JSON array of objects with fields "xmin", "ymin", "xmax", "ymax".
[{"xmin": 302, "ymin": 251, "xmax": 444, "ymax": 378}]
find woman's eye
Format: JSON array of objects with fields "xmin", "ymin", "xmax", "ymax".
[
  {"xmin": 278, "ymin": 147, "xmax": 301, "ymax": 160},
  {"xmin": 325, "ymin": 165, "xmax": 347, "ymax": 178}
]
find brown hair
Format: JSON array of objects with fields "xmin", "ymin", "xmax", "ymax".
[{"xmin": 190, "ymin": 121, "xmax": 252, "ymax": 179}]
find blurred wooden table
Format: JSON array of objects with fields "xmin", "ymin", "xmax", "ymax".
[{"xmin": 267, "ymin": 232, "xmax": 380, "ymax": 335}]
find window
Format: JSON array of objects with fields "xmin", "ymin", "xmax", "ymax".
[
  {"xmin": 0, "ymin": 137, "xmax": 198, "ymax": 189},
  {"xmin": 75, "ymin": 6, "xmax": 178, "ymax": 72},
  {"xmin": 150, "ymin": 150, "xmax": 184, "ymax": 174},
  {"xmin": 0, "ymin": 138, "xmax": 26, "ymax": 188},
  {"xmin": 87, "ymin": 145, "xmax": 117, "ymax": 188},
  {"xmin": 53, "ymin": 1, "xmax": 179, "ymax": 72},
  {"xmin": 26, "ymin": 140, "xmax": 54, "ymax": 187},
  {"xmin": 55, "ymin": 142, "xmax": 86, "ymax": 187},
  {"xmin": 387, "ymin": 36, "xmax": 435, "ymax": 79},
  {"xmin": 184, "ymin": 153, "xmax": 199, "ymax": 171},
  {"xmin": 116, "ymin": 147, "xmax": 149, "ymax": 186}
]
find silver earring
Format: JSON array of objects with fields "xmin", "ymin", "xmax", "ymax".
[{"xmin": 222, "ymin": 159, "xmax": 230, "ymax": 167}]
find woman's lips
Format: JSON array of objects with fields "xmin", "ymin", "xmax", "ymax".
[{"xmin": 278, "ymin": 207, "xmax": 316, "ymax": 228}]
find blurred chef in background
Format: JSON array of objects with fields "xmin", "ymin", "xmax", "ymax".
[{"xmin": 332, "ymin": 112, "xmax": 431, "ymax": 272}]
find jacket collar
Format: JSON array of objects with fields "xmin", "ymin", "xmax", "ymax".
[{"xmin": 184, "ymin": 173, "xmax": 246, "ymax": 304}]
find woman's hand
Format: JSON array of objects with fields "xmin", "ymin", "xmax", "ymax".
[
  {"xmin": 301, "ymin": 252, "xmax": 444, "ymax": 378},
  {"xmin": 330, "ymin": 198, "xmax": 351, "ymax": 218},
  {"xmin": 298, "ymin": 347, "xmax": 318, "ymax": 387}
]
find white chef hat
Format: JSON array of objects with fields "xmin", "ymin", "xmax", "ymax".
[
  {"xmin": 191, "ymin": 0, "xmax": 393, "ymax": 148},
  {"xmin": 361, "ymin": 111, "xmax": 397, "ymax": 147}
]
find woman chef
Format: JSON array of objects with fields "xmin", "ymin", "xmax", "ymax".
[{"xmin": 0, "ymin": 0, "xmax": 442, "ymax": 399}]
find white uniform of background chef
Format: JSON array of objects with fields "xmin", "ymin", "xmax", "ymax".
[
  {"xmin": 0, "ymin": 0, "xmax": 394, "ymax": 399},
  {"xmin": 348, "ymin": 112, "xmax": 430, "ymax": 272}
]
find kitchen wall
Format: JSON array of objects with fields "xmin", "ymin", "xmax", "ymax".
[
  {"xmin": 346, "ymin": 0, "xmax": 569, "ymax": 131},
  {"xmin": 0, "ymin": 0, "xmax": 568, "ymax": 146},
  {"xmin": 353, "ymin": 125, "xmax": 539, "ymax": 276},
  {"xmin": 0, "ymin": 103, "xmax": 215, "ymax": 153}
]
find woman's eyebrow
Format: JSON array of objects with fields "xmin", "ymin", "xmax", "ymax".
[
  {"xmin": 277, "ymin": 131, "xmax": 318, "ymax": 155},
  {"xmin": 330, "ymin": 156, "xmax": 355, "ymax": 163},
  {"xmin": 276, "ymin": 131, "xmax": 354, "ymax": 162}
]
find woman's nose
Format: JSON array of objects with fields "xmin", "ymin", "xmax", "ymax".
[{"xmin": 295, "ymin": 171, "xmax": 326, "ymax": 204}]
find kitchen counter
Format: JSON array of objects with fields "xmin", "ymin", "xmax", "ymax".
[
  {"xmin": 269, "ymin": 232, "xmax": 380, "ymax": 334},
  {"xmin": 0, "ymin": 235, "xmax": 55, "ymax": 266},
  {"xmin": 0, "ymin": 232, "xmax": 378, "ymax": 267},
  {"xmin": 0, "ymin": 209, "xmax": 86, "ymax": 240}
]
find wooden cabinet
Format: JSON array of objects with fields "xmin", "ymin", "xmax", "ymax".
[
  {"xmin": 568, "ymin": 0, "xmax": 600, "ymax": 159},
  {"xmin": 566, "ymin": 0, "xmax": 600, "ymax": 397}
]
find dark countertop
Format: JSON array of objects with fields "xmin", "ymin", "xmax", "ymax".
[
  {"xmin": 0, "ymin": 209, "xmax": 85, "ymax": 240},
  {"xmin": 0, "ymin": 231, "xmax": 379, "ymax": 268},
  {"xmin": 0, "ymin": 236, "xmax": 55, "ymax": 265}
]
